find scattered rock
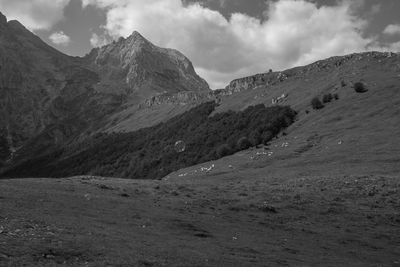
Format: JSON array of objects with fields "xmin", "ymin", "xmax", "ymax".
[
  {"xmin": 98, "ymin": 184, "xmax": 113, "ymax": 190},
  {"xmin": 0, "ymin": 252, "xmax": 9, "ymax": 259},
  {"xmin": 259, "ymin": 203, "xmax": 277, "ymax": 213},
  {"xmin": 200, "ymin": 164, "xmax": 215, "ymax": 172},
  {"xmin": 194, "ymin": 232, "xmax": 212, "ymax": 238}
]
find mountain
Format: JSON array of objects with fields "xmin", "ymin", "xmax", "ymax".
[
  {"xmin": 84, "ymin": 31, "xmax": 209, "ymax": 97},
  {"xmin": 0, "ymin": 13, "xmax": 85, "ymax": 163},
  {"xmin": 1, "ymin": 9, "xmax": 400, "ymax": 179},
  {"xmin": 0, "ymin": 12, "xmax": 209, "ymax": 166}
]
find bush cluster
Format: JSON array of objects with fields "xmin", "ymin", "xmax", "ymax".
[
  {"xmin": 333, "ymin": 93, "xmax": 339, "ymax": 100},
  {"xmin": 311, "ymin": 97, "xmax": 324, "ymax": 110},
  {"xmin": 311, "ymin": 92, "xmax": 339, "ymax": 110},
  {"xmin": 322, "ymin": 93, "xmax": 333, "ymax": 103},
  {"xmin": 0, "ymin": 134, "xmax": 10, "ymax": 168},
  {"xmin": 3, "ymin": 102, "xmax": 297, "ymax": 180},
  {"xmin": 354, "ymin": 82, "xmax": 368, "ymax": 93}
]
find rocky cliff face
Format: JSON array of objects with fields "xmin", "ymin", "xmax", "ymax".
[
  {"xmin": 84, "ymin": 32, "xmax": 209, "ymax": 98},
  {"xmin": 139, "ymin": 91, "xmax": 213, "ymax": 108}
]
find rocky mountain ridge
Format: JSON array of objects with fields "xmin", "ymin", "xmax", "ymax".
[
  {"xmin": 84, "ymin": 31, "xmax": 209, "ymax": 97},
  {"xmin": 138, "ymin": 51, "xmax": 400, "ymax": 109},
  {"xmin": 224, "ymin": 51, "xmax": 399, "ymax": 95}
]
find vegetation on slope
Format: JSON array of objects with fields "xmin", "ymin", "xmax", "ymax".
[
  {"xmin": 354, "ymin": 82, "xmax": 368, "ymax": 93},
  {"xmin": 0, "ymin": 133, "xmax": 10, "ymax": 168},
  {"xmin": 311, "ymin": 93, "xmax": 339, "ymax": 110},
  {"xmin": 2, "ymin": 102, "xmax": 296, "ymax": 179}
]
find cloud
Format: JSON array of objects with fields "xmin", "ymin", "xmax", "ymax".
[
  {"xmin": 49, "ymin": 31, "xmax": 71, "ymax": 46},
  {"xmin": 389, "ymin": 42, "xmax": 400, "ymax": 52},
  {"xmin": 370, "ymin": 4, "xmax": 381, "ymax": 15},
  {"xmin": 90, "ymin": 32, "xmax": 110, "ymax": 47},
  {"xmin": 383, "ymin": 24, "xmax": 400, "ymax": 36},
  {"xmin": 82, "ymin": 0, "xmax": 385, "ymax": 89},
  {"xmin": 0, "ymin": 0, "xmax": 70, "ymax": 31}
]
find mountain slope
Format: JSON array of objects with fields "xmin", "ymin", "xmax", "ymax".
[
  {"xmin": 0, "ymin": 14, "xmax": 91, "ymax": 155},
  {"xmin": 170, "ymin": 51, "xmax": 400, "ymax": 178}
]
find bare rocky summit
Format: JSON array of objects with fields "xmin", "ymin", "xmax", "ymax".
[{"xmin": 84, "ymin": 31, "xmax": 209, "ymax": 97}]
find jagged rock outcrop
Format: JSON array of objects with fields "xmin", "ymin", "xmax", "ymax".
[
  {"xmin": 224, "ymin": 72, "xmax": 287, "ymax": 94},
  {"xmin": 84, "ymin": 31, "xmax": 209, "ymax": 97},
  {"xmin": 139, "ymin": 91, "xmax": 214, "ymax": 108}
]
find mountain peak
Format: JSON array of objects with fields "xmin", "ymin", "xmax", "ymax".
[
  {"xmin": 0, "ymin": 11, "xmax": 7, "ymax": 25},
  {"xmin": 7, "ymin": 20, "xmax": 28, "ymax": 31},
  {"xmin": 129, "ymin": 31, "xmax": 146, "ymax": 40},
  {"xmin": 86, "ymin": 29, "xmax": 209, "ymax": 96},
  {"xmin": 125, "ymin": 31, "xmax": 153, "ymax": 49}
]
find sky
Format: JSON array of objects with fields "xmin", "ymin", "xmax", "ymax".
[{"xmin": 0, "ymin": 0, "xmax": 400, "ymax": 89}]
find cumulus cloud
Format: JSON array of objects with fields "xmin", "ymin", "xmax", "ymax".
[
  {"xmin": 389, "ymin": 42, "xmax": 400, "ymax": 52},
  {"xmin": 370, "ymin": 4, "xmax": 381, "ymax": 15},
  {"xmin": 49, "ymin": 31, "xmax": 71, "ymax": 46},
  {"xmin": 90, "ymin": 32, "xmax": 111, "ymax": 47},
  {"xmin": 0, "ymin": 0, "xmax": 70, "ymax": 31},
  {"xmin": 82, "ymin": 0, "xmax": 383, "ymax": 88},
  {"xmin": 383, "ymin": 24, "xmax": 400, "ymax": 36}
]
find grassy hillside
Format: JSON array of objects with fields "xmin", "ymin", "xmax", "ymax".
[{"xmin": 199, "ymin": 52, "xmax": 400, "ymax": 170}]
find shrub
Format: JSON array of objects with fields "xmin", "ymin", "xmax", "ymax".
[
  {"xmin": 311, "ymin": 97, "xmax": 324, "ymax": 110},
  {"xmin": 249, "ymin": 131, "xmax": 262, "ymax": 146},
  {"xmin": 261, "ymin": 131, "xmax": 273, "ymax": 145},
  {"xmin": 322, "ymin": 93, "xmax": 333, "ymax": 103},
  {"xmin": 237, "ymin": 137, "xmax": 252, "ymax": 150},
  {"xmin": 0, "ymin": 134, "xmax": 10, "ymax": 162},
  {"xmin": 341, "ymin": 80, "xmax": 346, "ymax": 87},
  {"xmin": 354, "ymin": 82, "xmax": 368, "ymax": 93},
  {"xmin": 333, "ymin": 93, "xmax": 339, "ymax": 100},
  {"xmin": 216, "ymin": 144, "xmax": 233, "ymax": 158}
]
